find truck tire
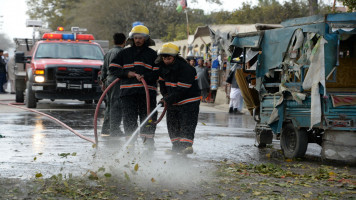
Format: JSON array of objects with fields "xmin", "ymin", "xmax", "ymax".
[
  {"xmin": 15, "ymin": 89, "xmax": 24, "ymax": 103},
  {"xmin": 255, "ymin": 129, "xmax": 273, "ymax": 148},
  {"xmin": 280, "ymin": 123, "xmax": 308, "ymax": 158},
  {"xmin": 25, "ymin": 82, "xmax": 37, "ymax": 108}
]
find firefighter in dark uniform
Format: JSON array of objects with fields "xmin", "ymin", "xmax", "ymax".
[
  {"xmin": 100, "ymin": 33, "xmax": 126, "ymax": 136},
  {"xmin": 109, "ymin": 25, "xmax": 158, "ymax": 148},
  {"xmin": 156, "ymin": 43, "xmax": 201, "ymax": 154}
]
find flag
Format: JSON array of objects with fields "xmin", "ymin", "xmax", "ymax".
[{"xmin": 176, "ymin": 0, "xmax": 187, "ymax": 13}]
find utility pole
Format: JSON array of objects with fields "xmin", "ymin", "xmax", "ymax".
[
  {"xmin": 185, "ymin": 10, "xmax": 189, "ymax": 39},
  {"xmin": 332, "ymin": 0, "xmax": 336, "ymax": 12}
]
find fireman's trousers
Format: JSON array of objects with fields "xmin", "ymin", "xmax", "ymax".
[
  {"xmin": 101, "ymin": 78, "xmax": 123, "ymax": 135},
  {"xmin": 166, "ymin": 101, "xmax": 200, "ymax": 148},
  {"xmin": 121, "ymin": 94, "xmax": 157, "ymax": 138}
]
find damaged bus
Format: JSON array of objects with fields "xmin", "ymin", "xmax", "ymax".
[{"xmin": 230, "ymin": 12, "xmax": 356, "ymax": 163}]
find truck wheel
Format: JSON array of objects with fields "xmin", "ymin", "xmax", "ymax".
[
  {"xmin": 255, "ymin": 129, "xmax": 273, "ymax": 148},
  {"xmin": 15, "ymin": 89, "xmax": 24, "ymax": 103},
  {"xmin": 281, "ymin": 123, "xmax": 308, "ymax": 158},
  {"xmin": 25, "ymin": 82, "xmax": 37, "ymax": 108}
]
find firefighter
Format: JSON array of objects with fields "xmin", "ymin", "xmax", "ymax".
[
  {"xmin": 100, "ymin": 33, "xmax": 126, "ymax": 136},
  {"xmin": 109, "ymin": 25, "xmax": 158, "ymax": 149},
  {"xmin": 156, "ymin": 43, "xmax": 201, "ymax": 154}
]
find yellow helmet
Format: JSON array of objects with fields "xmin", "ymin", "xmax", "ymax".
[
  {"xmin": 158, "ymin": 42, "xmax": 179, "ymax": 56},
  {"xmin": 129, "ymin": 25, "xmax": 149, "ymax": 38}
]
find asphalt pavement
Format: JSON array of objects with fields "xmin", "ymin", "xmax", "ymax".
[{"xmin": 0, "ymin": 92, "xmax": 324, "ymax": 183}]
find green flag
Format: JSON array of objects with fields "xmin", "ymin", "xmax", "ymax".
[{"xmin": 176, "ymin": 4, "xmax": 183, "ymax": 13}]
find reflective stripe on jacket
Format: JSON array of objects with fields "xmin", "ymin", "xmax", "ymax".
[
  {"xmin": 108, "ymin": 45, "xmax": 158, "ymax": 97},
  {"xmin": 158, "ymin": 57, "xmax": 201, "ymax": 106}
]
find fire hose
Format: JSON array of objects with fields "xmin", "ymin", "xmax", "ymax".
[
  {"xmin": 93, "ymin": 77, "xmax": 167, "ymax": 144},
  {"xmin": 0, "ymin": 77, "xmax": 167, "ymax": 146},
  {"xmin": 0, "ymin": 101, "xmax": 96, "ymax": 144}
]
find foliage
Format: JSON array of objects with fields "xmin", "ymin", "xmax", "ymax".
[
  {"xmin": 26, "ymin": 0, "xmax": 81, "ymax": 29},
  {"xmin": 210, "ymin": 0, "xmax": 329, "ymax": 24},
  {"xmin": 339, "ymin": 0, "xmax": 356, "ymax": 12},
  {"xmin": 26, "ymin": 0, "xmax": 332, "ymax": 44},
  {"xmin": 161, "ymin": 23, "xmax": 204, "ymax": 41}
]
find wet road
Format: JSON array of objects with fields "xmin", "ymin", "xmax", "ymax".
[{"xmin": 0, "ymin": 98, "xmax": 323, "ymax": 186}]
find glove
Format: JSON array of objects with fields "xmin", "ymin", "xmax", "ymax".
[{"xmin": 158, "ymin": 98, "xmax": 166, "ymax": 106}]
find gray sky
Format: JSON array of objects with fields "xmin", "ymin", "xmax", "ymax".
[
  {"xmin": 0, "ymin": 0, "xmax": 261, "ymax": 40},
  {"xmin": 0, "ymin": 0, "xmax": 337, "ymax": 40}
]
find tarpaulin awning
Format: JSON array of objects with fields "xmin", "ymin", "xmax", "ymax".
[{"xmin": 230, "ymin": 31, "xmax": 264, "ymax": 48}]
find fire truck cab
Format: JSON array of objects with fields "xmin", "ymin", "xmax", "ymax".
[{"xmin": 16, "ymin": 27, "xmax": 104, "ymax": 108}]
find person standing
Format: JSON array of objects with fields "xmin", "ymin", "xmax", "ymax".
[
  {"xmin": 0, "ymin": 50, "xmax": 7, "ymax": 94},
  {"xmin": 100, "ymin": 33, "xmax": 126, "ymax": 136},
  {"xmin": 195, "ymin": 58, "xmax": 209, "ymax": 102},
  {"xmin": 109, "ymin": 25, "xmax": 158, "ymax": 149},
  {"xmin": 226, "ymin": 63, "xmax": 243, "ymax": 114},
  {"xmin": 6, "ymin": 53, "xmax": 16, "ymax": 94},
  {"xmin": 156, "ymin": 43, "xmax": 201, "ymax": 154},
  {"xmin": 188, "ymin": 59, "xmax": 196, "ymax": 67}
]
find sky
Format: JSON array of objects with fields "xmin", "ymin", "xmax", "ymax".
[
  {"xmin": 0, "ymin": 0, "xmax": 338, "ymax": 42},
  {"xmin": 0, "ymin": 0, "xmax": 262, "ymax": 40}
]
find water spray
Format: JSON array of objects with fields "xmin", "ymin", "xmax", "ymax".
[{"xmin": 93, "ymin": 77, "xmax": 167, "ymax": 146}]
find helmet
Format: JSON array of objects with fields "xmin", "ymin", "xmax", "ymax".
[
  {"xmin": 158, "ymin": 42, "xmax": 179, "ymax": 56},
  {"xmin": 129, "ymin": 25, "xmax": 149, "ymax": 39}
]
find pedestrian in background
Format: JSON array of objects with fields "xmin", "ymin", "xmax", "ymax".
[
  {"xmin": 156, "ymin": 43, "xmax": 201, "ymax": 154},
  {"xmin": 0, "ymin": 50, "xmax": 7, "ymax": 94},
  {"xmin": 188, "ymin": 59, "xmax": 196, "ymax": 67},
  {"xmin": 109, "ymin": 25, "xmax": 158, "ymax": 150},
  {"xmin": 100, "ymin": 33, "xmax": 126, "ymax": 136},
  {"xmin": 226, "ymin": 63, "xmax": 243, "ymax": 114},
  {"xmin": 6, "ymin": 53, "xmax": 16, "ymax": 94},
  {"xmin": 195, "ymin": 58, "xmax": 210, "ymax": 102}
]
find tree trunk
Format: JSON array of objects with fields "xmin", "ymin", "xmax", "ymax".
[{"xmin": 308, "ymin": 0, "xmax": 318, "ymax": 15}]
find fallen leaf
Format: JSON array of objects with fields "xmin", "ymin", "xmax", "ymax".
[
  {"xmin": 218, "ymin": 193, "xmax": 226, "ymax": 197},
  {"xmin": 34, "ymin": 157, "xmax": 37, "ymax": 161},
  {"xmin": 88, "ymin": 171, "xmax": 98, "ymax": 180},
  {"xmin": 253, "ymin": 191, "xmax": 262, "ymax": 196},
  {"xmin": 134, "ymin": 163, "xmax": 139, "ymax": 172},
  {"xmin": 58, "ymin": 153, "xmax": 70, "ymax": 158},
  {"xmin": 177, "ymin": 190, "xmax": 185, "ymax": 195},
  {"xmin": 124, "ymin": 172, "xmax": 130, "ymax": 181},
  {"xmin": 329, "ymin": 171, "xmax": 336, "ymax": 177},
  {"xmin": 63, "ymin": 181, "xmax": 68, "ymax": 187},
  {"xmin": 104, "ymin": 173, "xmax": 112, "ymax": 178},
  {"xmin": 35, "ymin": 173, "xmax": 43, "ymax": 178},
  {"xmin": 151, "ymin": 178, "xmax": 156, "ymax": 182},
  {"xmin": 202, "ymin": 122, "xmax": 206, "ymax": 125},
  {"xmin": 71, "ymin": 152, "xmax": 77, "ymax": 156}
]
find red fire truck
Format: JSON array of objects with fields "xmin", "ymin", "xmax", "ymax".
[{"xmin": 15, "ymin": 27, "xmax": 104, "ymax": 108}]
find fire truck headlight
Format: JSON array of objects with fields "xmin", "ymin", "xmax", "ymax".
[{"xmin": 35, "ymin": 76, "xmax": 45, "ymax": 83}]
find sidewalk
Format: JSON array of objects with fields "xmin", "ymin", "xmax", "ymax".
[
  {"xmin": 0, "ymin": 93, "xmax": 20, "ymax": 113},
  {"xmin": 199, "ymin": 87, "xmax": 250, "ymax": 114}
]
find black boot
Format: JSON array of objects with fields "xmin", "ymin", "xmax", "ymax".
[
  {"xmin": 229, "ymin": 107, "xmax": 233, "ymax": 113},
  {"xmin": 234, "ymin": 108, "xmax": 242, "ymax": 114}
]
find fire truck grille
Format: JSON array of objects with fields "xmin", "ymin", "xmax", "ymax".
[{"xmin": 54, "ymin": 67, "xmax": 99, "ymax": 82}]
